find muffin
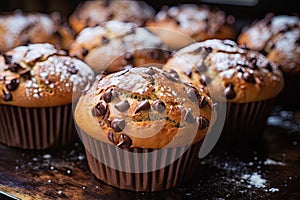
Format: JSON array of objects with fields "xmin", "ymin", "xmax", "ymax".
[
  {"xmin": 69, "ymin": 0, "xmax": 154, "ymax": 34},
  {"xmin": 74, "ymin": 67, "xmax": 214, "ymax": 191},
  {"xmin": 238, "ymin": 14, "xmax": 300, "ymax": 106},
  {"xmin": 69, "ymin": 20, "xmax": 169, "ymax": 74},
  {"xmin": 146, "ymin": 4, "xmax": 236, "ymax": 50},
  {"xmin": 164, "ymin": 39, "xmax": 284, "ymax": 143},
  {"xmin": 0, "ymin": 43, "xmax": 94, "ymax": 149},
  {"xmin": 0, "ymin": 10, "xmax": 74, "ymax": 52}
]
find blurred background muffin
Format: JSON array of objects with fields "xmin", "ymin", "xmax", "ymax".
[
  {"xmin": 0, "ymin": 10, "xmax": 74, "ymax": 52},
  {"xmin": 69, "ymin": 20, "xmax": 170, "ymax": 74},
  {"xmin": 69, "ymin": 0, "xmax": 155, "ymax": 34},
  {"xmin": 146, "ymin": 4, "xmax": 236, "ymax": 50},
  {"xmin": 0, "ymin": 43, "xmax": 94, "ymax": 149},
  {"xmin": 164, "ymin": 39, "xmax": 284, "ymax": 145},
  {"xmin": 75, "ymin": 66, "xmax": 214, "ymax": 191},
  {"xmin": 238, "ymin": 14, "xmax": 300, "ymax": 107}
]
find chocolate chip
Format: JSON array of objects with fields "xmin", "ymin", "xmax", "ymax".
[
  {"xmin": 2, "ymin": 54, "xmax": 12, "ymax": 64},
  {"xmin": 197, "ymin": 116, "xmax": 210, "ymax": 129},
  {"xmin": 200, "ymin": 75, "xmax": 211, "ymax": 86},
  {"xmin": 199, "ymin": 96, "xmax": 208, "ymax": 108},
  {"xmin": 145, "ymin": 67, "xmax": 155, "ymax": 75},
  {"xmin": 102, "ymin": 36, "xmax": 109, "ymax": 44},
  {"xmin": 152, "ymin": 100, "xmax": 166, "ymax": 113},
  {"xmin": 204, "ymin": 47, "xmax": 213, "ymax": 53},
  {"xmin": 162, "ymin": 72, "xmax": 179, "ymax": 82},
  {"xmin": 114, "ymin": 100, "xmax": 130, "ymax": 112},
  {"xmin": 2, "ymin": 90, "xmax": 12, "ymax": 101},
  {"xmin": 92, "ymin": 102, "xmax": 107, "ymax": 117},
  {"xmin": 236, "ymin": 66, "xmax": 245, "ymax": 73},
  {"xmin": 167, "ymin": 69, "xmax": 180, "ymax": 79},
  {"xmin": 186, "ymin": 86, "xmax": 200, "ymax": 102},
  {"xmin": 111, "ymin": 118, "xmax": 126, "ymax": 132},
  {"xmin": 82, "ymin": 48, "xmax": 88, "ymax": 56},
  {"xmin": 175, "ymin": 20, "xmax": 181, "ymax": 25},
  {"xmin": 223, "ymin": 40, "xmax": 236, "ymax": 47},
  {"xmin": 68, "ymin": 66, "xmax": 78, "ymax": 74},
  {"xmin": 134, "ymin": 100, "xmax": 150, "ymax": 114},
  {"xmin": 243, "ymin": 72, "xmax": 256, "ymax": 83},
  {"xmin": 265, "ymin": 63, "xmax": 273, "ymax": 72},
  {"xmin": 183, "ymin": 109, "xmax": 195, "ymax": 123},
  {"xmin": 224, "ymin": 84, "xmax": 236, "ymax": 99},
  {"xmin": 248, "ymin": 58, "xmax": 258, "ymax": 69},
  {"xmin": 19, "ymin": 69, "xmax": 31, "ymax": 79},
  {"xmin": 103, "ymin": 89, "xmax": 118, "ymax": 103},
  {"xmin": 108, "ymin": 130, "xmax": 116, "ymax": 144},
  {"xmin": 6, "ymin": 78, "xmax": 19, "ymax": 91},
  {"xmin": 10, "ymin": 63, "xmax": 21, "ymax": 73},
  {"xmin": 117, "ymin": 134, "xmax": 132, "ymax": 148}
]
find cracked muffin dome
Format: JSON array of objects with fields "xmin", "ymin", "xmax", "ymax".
[
  {"xmin": 238, "ymin": 14, "xmax": 300, "ymax": 74},
  {"xmin": 164, "ymin": 39, "xmax": 284, "ymax": 103},
  {"xmin": 75, "ymin": 67, "xmax": 213, "ymax": 148},
  {"xmin": 0, "ymin": 11, "xmax": 74, "ymax": 52},
  {"xmin": 0, "ymin": 43, "xmax": 95, "ymax": 107},
  {"xmin": 146, "ymin": 4, "xmax": 235, "ymax": 50},
  {"xmin": 69, "ymin": 0, "xmax": 154, "ymax": 34},
  {"xmin": 69, "ymin": 20, "xmax": 169, "ymax": 74}
]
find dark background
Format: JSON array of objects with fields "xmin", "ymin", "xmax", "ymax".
[
  {"xmin": 0, "ymin": 0, "xmax": 299, "ymax": 19},
  {"xmin": 0, "ymin": 0, "xmax": 299, "ymax": 36}
]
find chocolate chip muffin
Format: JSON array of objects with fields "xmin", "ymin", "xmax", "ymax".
[
  {"xmin": 238, "ymin": 14, "xmax": 300, "ymax": 106},
  {"xmin": 0, "ymin": 43, "xmax": 94, "ymax": 149},
  {"xmin": 164, "ymin": 39, "xmax": 284, "ymax": 144},
  {"xmin": 69, "ymin": 0, "xmax": 154, "ymax": 34},
  {"xmin": 146, "ymin": 4, "xmax": 236, "ymax": 50},
  {"xmin": 69, "ymin": 20, "xmax": 169, "ymax": 74},
  {"xmin": 0, "ymin": 10, "xmax": 74, "ymax": 52},
  {"xmin": 75, "ymin": 66, "xmax": 214, "ymax": 191}
]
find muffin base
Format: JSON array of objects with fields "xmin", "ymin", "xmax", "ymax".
[
  {"xmin": 0, "ymin": 104, "xmax": 76, "ymax": 149},
  {"xmin": 81, "ymin": 131, "xmax": 202, "ymax": 191},
  {"xmin": 218, "ymin": 99, "xmax": 275, "ymax": 145}
]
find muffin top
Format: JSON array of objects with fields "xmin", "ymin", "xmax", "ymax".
[
  {"xmin": 69, "ymin": 20, "xmax": 169, "ymax": 73},
  {"xmin": 164, "ymin": 39, "xmax": 284, "ymax": 103},
  {"xmin": 238, "ymin": 15, "xmax": 300, "ymax": 74},
  {"xmin": 0, "ymin": 11, "xmax": 74, "ymax": 52},
  {"xmin": 69, "ymin": 0, "xmax": 154, "ymax": 33},
  {"xmin": 75, "ymin": 67, "xmax": 213, "ymax": 148},
  {"xmin": 0, "ymin": 43, "xmax": 94, "ymax": 107},
  {"xmin": 146, "ymin": 4, "xmax": 235, "ymax": 41}
]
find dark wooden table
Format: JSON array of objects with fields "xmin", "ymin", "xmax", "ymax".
[{"xmin": 0, "ymin": 105, "xmax": 300, "ymax": 200}]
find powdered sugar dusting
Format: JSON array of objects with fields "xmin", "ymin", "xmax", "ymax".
[{"xmin": 242, "ymin": 173, "xmax": 266, "ymax": 188}]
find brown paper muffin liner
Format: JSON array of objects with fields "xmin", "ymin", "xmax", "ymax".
[
  {"xmin": 80, "ymin": 131, "xmax": 202, "ymax": 191},
  {"xmin": 218, "ymin": 99, "xmax": 275, "ymax": 145},
  {"xmin": 0, "ymin": 104, "xmax": 76, "ymax": 149}
]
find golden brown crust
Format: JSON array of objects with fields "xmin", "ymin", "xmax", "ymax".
[
  {"xmin": 75, "ymin": 67, "xmax": 213, "ymax": 148},
  {"xmin": 238, "ymin": 14, "xmax": 300, "ymax": 74},
  {"xmin": 0, "ymin": 43, "xmax": 94, "ymax": 107},
  {"xmin": 0, "ymin": 11, "xmax": 75, "ymax": 52},
  {"xmin": 146, "ymin": 4, "xmax": 235, "ymax": 50},
  {"xmin": 164, "ymin": 39, "xmax": 284, "ymax": 103},
  {"xmin": 69, "ymin": 21, "xmax": 169, "ymax": 74},
  {"xmin": 69, "ymin": 0, "xmax": 154, "ymax": 33}
]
